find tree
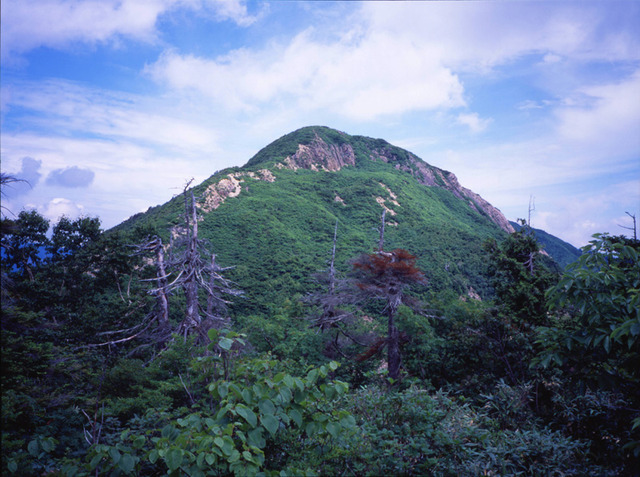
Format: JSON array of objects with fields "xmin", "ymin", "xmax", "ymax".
[
  {"xmin": 306, "ymin": 220, "xmax": 364, "ymax": 358},
  {"xmin": 535, "ymin": 233, "xmax": 640, "ymax": 471},
  {"xmin": 1, "ymin": 210, "xmax": 50, "ymax": 284},
  {"xmin": 542, "ymin": 233, "xmax": 639, "ymax": 381},
  {"xmin": 352, "ymin": 248, "xmax": 427, "ymax": 382},
  {"xmin": 134, "ymin": 185, "xmax": 241, "ymax": 342},
  {"xmin": 484, "ymin": 221, "xmax": 558, "ymax": 325}
]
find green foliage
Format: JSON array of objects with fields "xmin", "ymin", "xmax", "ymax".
[
  {"xmin": 340, "ymin": 385, "xmax": 605, "ymax": 476},
  {"xmin": 485, "ymin": 224, "xmax": 559, "ymax": 325},
  {"xmin": 536, "ymin": 234, "xmax": 640, "ymax": 392},
  {"xmin": 85, "ymin": 348, "xmax": 356, "ymax": 476},
  {"xmin": 2, "ymin": 131, "xmax": 630, "ymax": 476},
  {"xmin": 533, "ymin": 233, "xmax": 640, "ymax": 473}
]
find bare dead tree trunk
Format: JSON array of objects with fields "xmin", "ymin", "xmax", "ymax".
[
  {"xmin": 378, "ymin": 209, "xmax": 386, "ymax": 252},
  {"xmin": 155, "ymin": 240, "xmax": 170, "ymax": 328},
  {"xmin": 328, "ymin": 219, "xmax": 338, "ymax": 296},
  {"xmin": 181, "ymin": 190, "xmax": 201, "ymax": 336},
  {"xmin": 619, "ymin": 211, "xmax": 637, "ymax": 240},
  {"xmin": 387, "ymin": 291, "xmax": 402, "ymax": 382}
]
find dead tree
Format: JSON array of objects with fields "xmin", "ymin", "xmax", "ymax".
[
  {"xmin": 180, "ymin": 188, "xmax": 202, "ymax": 336},
  {"xmin": 378, "ymin": 209, "xmax": 386, "ymax": 252},
  {"xmin": 83, "ymin": 183, "xmax": 241, "ymax": 352},
  {"xmin": 306, "ymin": 220, "xmax": 367, "ymax": 356},
  {"xmin": 133, "ymin": 235, "xmax": 170, "ymax": 329},
  {"xmin": 170, "ymin": 185, "xmax": 242, "ymax": 339},
  {"xmin": 619, "ymin": 211, "xmax": 637, "ymax": 241}
]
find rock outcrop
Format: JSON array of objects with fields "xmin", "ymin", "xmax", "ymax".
[
  {"xmin": 199, "ymin": 169, "xmax": 275, "ymax": 212},
  {"xmin": 277, "ymin": 133, "xmax": 356, "ymax": 172},
  {"xmin": 373, "ymin": 149, "xmax": 513, "ymax": 233}
]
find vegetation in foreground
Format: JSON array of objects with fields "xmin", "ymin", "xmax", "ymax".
[{"xmin": 1, "ymin": 156, "xmax": 638, "ymax": 477}]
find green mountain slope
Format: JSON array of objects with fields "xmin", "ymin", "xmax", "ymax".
[
  {"xmin": 510, "ymin": 221, "xmax": 581, "ymax": 268},
  {"xmin": 115, "ymin": 126, "xmax": 546, "ymax": 315}
]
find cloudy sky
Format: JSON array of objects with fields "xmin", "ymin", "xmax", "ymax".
[{"xmin": 1, "ymin": 0, "xmax": 639, "ymax": 247}]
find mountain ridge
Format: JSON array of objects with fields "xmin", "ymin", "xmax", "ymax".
[
  {"xmin": 207, "ymin": 126, "xmax": 514, "ymax": 233},
  {"xmin": 115, "ymin": 126, "xmax": 572, "ymax": 316}
]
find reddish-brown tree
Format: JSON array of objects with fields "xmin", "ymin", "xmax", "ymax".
[{"xmin": 352, "ymin": 248, "xmax": 427, "ymax": 382}]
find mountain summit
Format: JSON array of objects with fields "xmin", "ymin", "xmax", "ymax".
[
  {"xmin": 239, "ymin": 126, "xmax": 513, "ymax": 233},
  {"xmin": 118, "ymin": 126, "xmax": 546, "ymax": 315}
]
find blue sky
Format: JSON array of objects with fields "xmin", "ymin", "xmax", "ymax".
[{"xmin": 1, "ymin": 0, "xmax": 639, "ymax": 247}]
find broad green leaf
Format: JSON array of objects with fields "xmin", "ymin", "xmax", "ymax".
[
  {"xmin": 228, "ymin": 450, "xmax": 241, "ymax": 463},
  {"xmin": 221, "ymin": 436, "xmax": 235, "ymax": 456},
  {"xmin": 283, "ymin": 374, "xmax": 294, "ymax": 389},
  {"xmin": 326, "ymin": 422, "xmax": 339, "ymax": 439},
  {"xmin": 278, "ymin": 386, "xmax": 292, "ymax": 404},
  {"xmin": 165, "ymin": 448, "xmax": 183, "ymax": 471},
  {"xmin": 305, "ymin": 421, "xmax": 318, "ymax": 437},
  {"xmin": 218, "ymin": 382, "xmax": 229, "ymax": 398},
  {"xmin": 40, "ymin": 438, "xmax": 55, "ymax": 453},
  {"xmin": 236, "ymin": 405, "xmax": 258, "ymax": 428},
  {"xmin": 132, "ymin": 436, "xmax": 145, "ymax": 449},
  {"xmin": 306, "ymin": 369, "xmax": 318, "ymax": 383},
  {"xmin": 248, "ymin": 428, "xmax": 266, "ymax": 449},
  {"xmin": 27, "ymin": 440, "xmax": 39, "ymax": 457},
  {"xmin": 119, "ymin": 454, "xmax": 135, "ymax": 474},
  {"xmin": 242, "ymin": 388, "xmax": 253, "ymax": 405},
  {"xmin": 109, "ymin": 447, "xmax": 121, "ymax": 465},
  {"xmin": 261, "ymin": 413, "xmax": 279, "ymax": 437},
  {"xmin": 219, "ymin": 337, "xmax": 234, "ymax": 350},
  {"xmin": 289, "ymin": 409, "xmax": 302, "ymax": 427},
  {"xmin": 259, "ymin": 399, "xmax": 276, "ymax": 415},
  {"xmin": 208, "ymin": 328, "xmax": 220, "ymax": 342},
  {"xmin": 90, "ymin": 454, "xmax": 103, "ymax": 469}
]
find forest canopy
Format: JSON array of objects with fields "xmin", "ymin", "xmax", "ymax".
[{"xmin": 1, "ymin": 203, "xmax": 639, "ymax": 475}]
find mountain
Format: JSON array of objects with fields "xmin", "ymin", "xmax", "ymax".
[
  {"xmin": 510, "ymin": 220, "xmax": 581, "ymax": 268},
  {"xmin": 116, "ymin": 126, "xmax": 556, "ymax": 316}
]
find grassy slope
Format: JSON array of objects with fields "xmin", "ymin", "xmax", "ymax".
[{"xmin": 116, "ymin": 158, "xmax": 505, "ymax": 318}]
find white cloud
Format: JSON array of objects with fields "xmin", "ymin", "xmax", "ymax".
[
  {"xmin": 456, "ymin": 113, "xmax": 492, "ymax": 134},
  {"xmin": 205, "ymin": 0, "xmax": 260, "ymax": 27},
  {"xmin": 147, "ymin": 27, "xmax": 466, "ymax": 120},
  {"xmin": 555, "ymin": 70, "xmax": 640, "ymax": 156},
  {"xmin": 0, "ymin": 0, "xmax": 258, "ymax": 59},
  {"xmin": 40, "ymin": 197, "xmax": 85, "ymax": 222},
  {"xmin": 361, "ymin": 2, "xmax": 640, "ymax": 70},
  {"xmin": 3, "ymin": 79, "xmax": 220, "ymax": 155}
]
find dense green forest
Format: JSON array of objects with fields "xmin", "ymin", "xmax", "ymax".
[
  {"xmin": 2, "ymin": 128, "xmax": 639, "ymax": 475},
  {"xmin": 3, "ymin": 208, "xmax": 639, "ymax": 476}
]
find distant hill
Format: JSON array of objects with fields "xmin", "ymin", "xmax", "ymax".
[
  {"xmin": 510, "ymin": 221, "xmax": 581, "ymax": 268},
  {"xmin": 115, "ymin": 126, "xmax": 571, "ymax": 316}
]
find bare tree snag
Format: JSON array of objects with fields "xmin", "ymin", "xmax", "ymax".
[
  {"xmin": 378, "ymin": 208, "xmax": 386, "ymax": 252},
  {"xmin": 180, "ymin": 190, "xmax": 203, "ymax": 337},
  {"xmin": 154, "ymin": 238, "xmax": 170, "ymax": 328}
]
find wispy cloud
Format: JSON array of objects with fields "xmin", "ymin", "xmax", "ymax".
[
  {"xmin": 146, "ymin": 27, "xmax": 466, "ymax": 120},
  {"xmin": 0, "ymin": 0, "xmax": 258, "ymax": 60},
  {"xmin": 456, "ymin": 113, "xmax": 492, "ymax": 134}
]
